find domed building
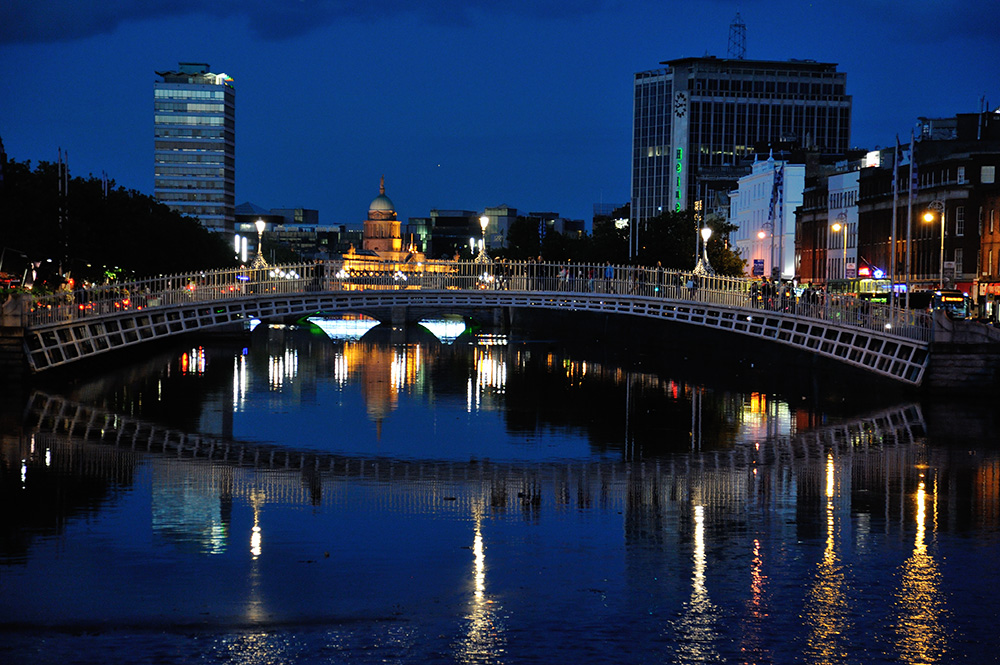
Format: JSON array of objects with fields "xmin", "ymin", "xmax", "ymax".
[
  {"xmin": 363, "ymin": 175, "xmax": 402, "ymax": 254},
  {"xmin": 342, "ymin": 175, "xmax": 432, "ymax": 271}
]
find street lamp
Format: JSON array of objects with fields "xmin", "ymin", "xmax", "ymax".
[
  {"xmin": 923, "ymin": 200, "xmax": 945, "ymax": 289},
  {"xmin": 832, "ymin": 212, "xmax": 848, "ymax": 281},
  {"xmin": 694, "ymin": 226, "xmax": 714, "ymax": 275},
  {"xmin": 251, "ymin": 218, "xmax": 268, "ymax": 268},
  {"xmin": 757, "ymin": 221, "xmax": 775, "ymax": 279},
  {"xmin": 475, "ymin": 215, "xmax": 490, "ymax": 262}
]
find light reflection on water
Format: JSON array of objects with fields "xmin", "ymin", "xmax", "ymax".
[{"xmin": 2, "ymin": 328, "xmax": 1000, "ymax": 664}]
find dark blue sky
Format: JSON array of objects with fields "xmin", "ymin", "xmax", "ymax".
[{"xmin": 2, "ymin": 0, "xmax": 998, "ymax": 227}]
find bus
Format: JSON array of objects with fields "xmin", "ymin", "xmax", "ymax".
[
  {"xmin": 905, "ymin": 289, "xmax": 972, "ymax": 319},
  {"xmin": 826, "ymin": 277, "xmax": 893, "ymax": 302}
]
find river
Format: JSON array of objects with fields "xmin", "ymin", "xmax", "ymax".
[{"xmin": 2, "ymin": 316, "xmax": 999, "ymax": 664}]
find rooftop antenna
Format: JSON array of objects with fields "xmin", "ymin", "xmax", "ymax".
[{"xmin": 727, "ymin": 12, "xmax": 746, "ymax": 59}]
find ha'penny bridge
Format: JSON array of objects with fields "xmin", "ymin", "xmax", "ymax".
[{"xmin": 4, "ymin": 259, "xmax": 1000, "ymax": 389}]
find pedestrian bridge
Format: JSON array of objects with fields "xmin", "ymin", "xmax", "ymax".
[{"xmin": 11, "ymin": 260, "xmax": 935, "ymax": 385}]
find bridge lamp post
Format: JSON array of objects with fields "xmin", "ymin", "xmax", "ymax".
[
  {"xmin": 476, "ymin": 215, "xmax": 490, "ymax": 262},
  {"xmin": 693, "ymin": 226, "xmax": 714, "ymax": 275},
  {"xmin": 251, "ymin": 218, "xmax": 268, "ymax": 269},
  {"xmin": 923, "ymin": 200, "xmax": 945, "ymax": 289}
]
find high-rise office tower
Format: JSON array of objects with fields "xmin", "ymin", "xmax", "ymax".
[
  {"xmin": 631, "ymin": 56, "xmax": 851, "ymax": 225},
  {"xmin": 154, "ymin": 62, "xmax": 235, "ymax": 233}
]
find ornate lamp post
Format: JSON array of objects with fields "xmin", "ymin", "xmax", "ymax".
[
  {"xmin": 475, "ymin": 215, "xmax": 490, "ymax": 262},
  {"xmin": 251, "ymin": 218, "xmax": 268, "ymax": 269},
  {"xmin": 693, "ymin": 226, "xmax": 714, "ymax": 275},
  {"xmin": 923, "ymin": 200, "xmax": 945, "ymax": 289}
]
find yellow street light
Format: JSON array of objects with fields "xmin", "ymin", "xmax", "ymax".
[{"xmin": 924, "ymin": 200, "xmax": 945, "ymax": 289}]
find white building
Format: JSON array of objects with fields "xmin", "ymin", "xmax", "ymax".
[
  {"xmin": 826, "ymin": 170, "xmax": 859, "ymax": 281},
  {"xmin": 730, "ymin": 155, "xmax": 804, "ymax": 281}
]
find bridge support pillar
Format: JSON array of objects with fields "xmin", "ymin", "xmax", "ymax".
[
  {"xmin": 924, "ymin": 312, "xmax": 1000, "ymax": 392},
  {"xmin": 0, "ymin": 294, "xmax": 29, "ymax": 381},
  {"xmin": 391, "ymin": 305, "xmax": 408, "ymax": 329}
]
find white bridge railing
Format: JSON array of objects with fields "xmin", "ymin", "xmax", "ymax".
[{"xmin": 26, "ymin": 259, "xmax": 934, "ymax": 342}]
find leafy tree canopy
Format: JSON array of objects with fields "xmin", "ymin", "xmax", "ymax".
[{"xmin": 0, "ymin": 158, "xmax": 237, "ymax": 289}]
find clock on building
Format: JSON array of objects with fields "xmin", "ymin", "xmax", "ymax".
[{"xmin": 674, "ymin": 91, "xmax": 687, "ymax": 118}]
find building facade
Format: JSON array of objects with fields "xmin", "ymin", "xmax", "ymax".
[
  {"xmin": 632, "ymin": 56, "xmax": 851, "ymax": 240},
  {"xmin": 856, "ymin": 113, "xmax": 1000, "ymax": 302},
  {"xmin": 154, "ymin": 62, "xmax": 235, "ymax": 233},
  {"xmin": 826, "ymin": 170, "xmax": 859, "ymax": 281},
  {"xmin": 729, "ymin": 155, "xmax": 803, "ymax": 280}
]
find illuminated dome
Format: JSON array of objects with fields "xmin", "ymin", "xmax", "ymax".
[{"xmin": 369, "ymin": 175, "xmax": 395, "ymax": 216}]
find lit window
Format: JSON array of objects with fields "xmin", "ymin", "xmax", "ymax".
[{"xmin": 983, "ymin": 166, "xmax": 996, "ymax": 184}]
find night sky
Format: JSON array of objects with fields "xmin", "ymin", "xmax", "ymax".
[{"xmin": 2, "ymin": 1, "xmax": 998, "ymax": 227}]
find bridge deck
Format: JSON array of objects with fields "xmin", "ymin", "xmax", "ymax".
[{"xmin": 19, "ymin": 260, "xmax": 933, "ymax": 384}]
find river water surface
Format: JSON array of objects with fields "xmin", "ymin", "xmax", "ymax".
[{"xmin": 2, "ymin": 318, "xmax": 999, "ymax": 664}]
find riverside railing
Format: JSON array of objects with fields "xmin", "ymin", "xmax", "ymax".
[{"xmin": 25, "ymin": 259, "xmax": 934, "ymax": 342}]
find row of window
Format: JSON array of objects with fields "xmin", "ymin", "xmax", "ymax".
[
  {"xmin": 155, "ymin": 153, "xmax": 233, "ymax": 167},
  {"xmin": 164, "ymin": 204, "xmax": 230, "ymax": 216},
  {"xmin": 157, "ymin": 192, "xmax": 234, "ymax": 203},
  {"xmin": 829, "ymin": 191, "xmax": 857, "ymax": 209},
  {"xmin": 691, "ymin": 78, "xmax": 845, "ymax": 97},
  {"xmin": 155, "ymin": 166, "xmax": 227, "ymax": 177},
  {"xmin": 155, "ymin": 128, "xmax": 230, "ymax": 140},
  {"xmin": 154, "ymin": 102, "xmax": 226, "ymax": 113},
  {"xmin": 155, "ymin": 179, "xmax": 230, "ymax": 190},
  {"xmin": 155, "ymin": 114, "xmax": 231, "ymax": 126},
  {"xmin": 155, "ymin": 140, "xmax": 231, "ymax": 152},
  {"xmin": 154, "ymin": 88, "xmax": 228, "ymax": 100}
]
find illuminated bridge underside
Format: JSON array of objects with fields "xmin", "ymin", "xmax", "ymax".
[{"xmin": 25, "ymin": 290, "xmax": 929, "ymax": 385}]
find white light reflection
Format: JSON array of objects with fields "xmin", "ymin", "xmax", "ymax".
[
  {"xmin": 268, "ymin": 348, "xmax": 298, "ymax": 389},
  {"xmin": 804, "ymin": 453, "xmax": 850, "ymax": 662},
  {"xmin": 894, "ymin": 476, "xmax": 948, "ymax": 662},
  {"xmin": 674, "ymin": 504, "xmax": 721, "ymax": 662},
  {"xmin": 244, "ymin": 489, "xmax": 268, "ymax": 628},
  {"xmin": 233, "ymin": 352, "xmax": 248, "ymax": 411},
  {"xmin": 456, "ymin": 503, "xmax": 505, "ymax": 662},
  {"xmin": 250, "ymin": 488, "xmax": 265, "ymax": 559},
  {"xmin": 390, "ymin": 348, "xmax": 406, "ymax": 391},
  {"xmin": 332, "ymin": 349, "xmax": 349, "ymax": 386},
  {"xmin": 475, "ymin": 347, "xmax": 507, "ymax": 394}
]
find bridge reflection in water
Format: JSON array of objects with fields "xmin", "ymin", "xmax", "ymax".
[
  {"xmin": 5, "ymin": 331, "xmax": 995, "ymax": 662},
  {"xmin": 11, "ymin": 391, "xmax": 966, "ymax": 661}
]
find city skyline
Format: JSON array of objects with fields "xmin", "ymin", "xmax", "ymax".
[{"xmin": 2, "ymin": 0, "xmax": 999, "ymax": 227}]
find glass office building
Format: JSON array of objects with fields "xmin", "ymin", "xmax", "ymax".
[
  {"xmin": 632, "ymin": 57, "xmax": 851, "ymax": 224},
  {"xmin": 154, "ymin": 63, "xmax": 235, "ymax": 233}
]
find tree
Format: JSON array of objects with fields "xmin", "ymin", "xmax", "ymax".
[
  {"xmin": 0, "ymin": 157, "xmax": 237, "ymax": 287},
  {"xmin": 635, "ymin": 210, "xmax": 745, "ymax": 276}
]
